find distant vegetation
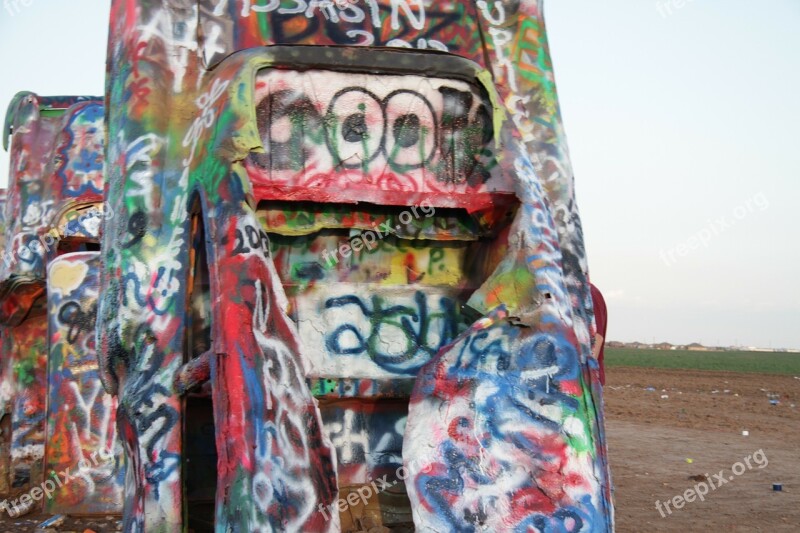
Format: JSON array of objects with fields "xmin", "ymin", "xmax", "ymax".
[{"xmin": 605, "ymin": 348, "xmax": 800, "ymax": 376}]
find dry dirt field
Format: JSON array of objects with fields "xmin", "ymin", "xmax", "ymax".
[{"xmin": 605, "ymin": 366, "xmax": 800, "ymax": 532}]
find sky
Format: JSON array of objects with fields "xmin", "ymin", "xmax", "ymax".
[{"xmin": 1, "ymin": 1, "xmax": 798, "ymax": 349}]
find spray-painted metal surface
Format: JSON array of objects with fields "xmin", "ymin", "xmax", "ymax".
[
  {"xmin": 0, "ymin": 189, "xmax": 9, "ymax": 496},
  {"xmin": 45, "ymin": 252, "xmax": 125, "ymax": 514},
  {"xmin": 0, "ymin": 94, "xmax": 123, "ymax": 517},
  {"xmin": 1, "ymin": 94, "xmax": 94, "ymax": 501},
  {"xmin": 1, "ymin": 94, "xmax": 103, "ymax": 316},
  {"xmin": 98, "ymin": 1, "xmax": 611, "ymax": 531},
  {"xmin": 2, "ymin": 312, "xmax": 48, "ymax": 498}
]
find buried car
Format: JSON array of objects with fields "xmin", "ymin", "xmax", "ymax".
[
  {"xmin": 0, "ymin": 93, "xmax": 124, "ymax": 517},
  {"xmin": 95, "ymin": 0, "xmax": 612, "ymax": 531}
]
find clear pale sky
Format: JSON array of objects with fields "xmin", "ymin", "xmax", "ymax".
[{"xmin": 1, "ymin": 1, "xmax": 798, "ymax": 349}]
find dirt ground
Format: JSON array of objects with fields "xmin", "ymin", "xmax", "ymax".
[
  {"xmin": 0, "ymin": 514, "xmax": 121, "ymax": 532},
  {"xmin": 605, "ymin": 366, "xmax": 800, "ymax": 532}
]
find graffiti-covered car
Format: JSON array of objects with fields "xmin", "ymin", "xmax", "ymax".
[
  {"xmin": 98, "ymin": 1, "xmax": 612, "ymax": 531},
  {"xmin": 0, "ymin": 93, "xmax": 124, "ymax": 517}
]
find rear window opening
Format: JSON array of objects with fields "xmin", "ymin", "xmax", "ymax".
[
  {"xmin": 55, "ymin": 240, "xmax": 101, "ymax": 255},
  {"xmin": 258, "ymin": 199, "xmax": 515, "ymax": 239},
  {"xmin": 258, "ymin": 199, "xmax": 517, "ymax": 304}
]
